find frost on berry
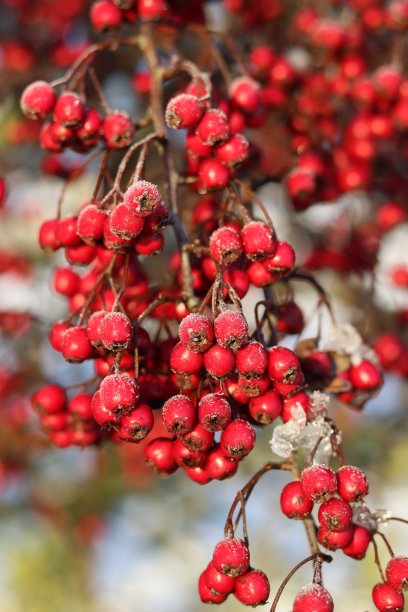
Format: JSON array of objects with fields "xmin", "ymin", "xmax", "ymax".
[
  {"xmin": 123, "ymin": 180, "xmax": 161, "ymax": 217},
  {"xmin": 20, "ymin": 80, "xmax": 56, "ymax": 120},
  {"xmin": 209, "ymin": 227, "xmax": 243, "ymax": 265},
  {"xmin": 165, "ymin": 94, "xmax": 203, "ymax": 129},
  {"xmin": 214, "ymin": 310, "xmax": 249, "ymax": 351},
  {"xmin": 212, "ymin": 538, "xmax": 250, "ymax": 577},
  {"xmin": 293, "ymin": 583, "xmax": 334, "ymax": 612},
  {"xmin": 178, "ymin": 313, "xmax": 214, "ymax": 353}
]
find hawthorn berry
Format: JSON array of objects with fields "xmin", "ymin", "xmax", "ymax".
[
  {"xmin": 165, "ymin": 94, "xmax": 203, "ymax": 129},
  {"xmin": 20, "ymin": 81, "xmax": 56, "ymax": 120},
  {"xmin": 372, "ymin": 582, "xmax": 405, "ymax": 612},
  {"xmin": 198, "ymin": 393, "xmax": 232, "ymax": 432},
  {"xmin": 162, "ymin": 394, "xmax": 196, "ymax": 434},
  {"xmin": 123, "ymin": 180, "xmax": 161, "ymax": 217},
  {"xmin": 220, "ymin": 419, "xmax": 256, "ymax": 460},
  {"xmin": 212, "ymin": 538, "xmax": 250, "ymax": 577},
  {"xmin": 337, "ymin": 465, "xmax": 369, "ymax": 501},
  {"xmin": 99, "ymin": 311, "xmax": 133, "ymax": 351},
  {"xmin": 178, "ymin": 313, "xmax": 214, "ymax": 353},
  {"xmin": 293, "ymin": 584, "xmax": 334, "ymax": 612},
  {"xmin": 300, "ymin": 465, "xmax": 338, "ymax": 503},
  {"xmin": 386, "ymin": 556, "xmax": 408, "ymax": 592},
  {"xmin": 99, "ymin": 374, "xmax": 139, "ymax": 413},
  {"xmin": 234, "ymin": 569, "xmax": 270, "ymax": 606},
  {"xmin": 214, "ymin": 310, "xmax": 249, "ymax": 351},
  {"xmin": 280, "ymin": 481, "xmax": 314, "ymax": 519}
]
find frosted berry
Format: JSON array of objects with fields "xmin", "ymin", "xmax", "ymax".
[
  {"xmin": 280, "ymin": 481, "xmax": 314, "ymax": 519},
  {"xmin": 53, "ymin": 92, "xmax": 85, "ymax": 128},
  {"xmin": 20, "ymin": 80, "xmax": 56, "ymax": 120},
  {"xmin": 77, "ymin": 204, "xmax": 107, "ymax": 244},
  {"xmin": 62, "ymin": 326, "xmax": 94, "ymax": 363},
  {"xmin": 234, "ymin": 569, "xmax": 270, "ymax": 606},
  {"xmin": 263, "ymin": 240, "xmax": 295, "ymax": 277},
  {"xmin": 198, "ymin": 393, "xmax": 232, "ymax": 432},
  {"xmin": 300, "ymin": 465, "xmax": 337, "ymax": 503},
  {"xmin": 91, "ymin": 391, "xmax": 119, "ymax": 428},
  {"xmin": 337, "ymin": 465, "xmax": 369, "ymax": 502},
  {"xmin": 99, "ymin": 374, "xmax": 139, "ymax": 413},
  {"xmin": 220, "ymin": 419, "xmax": 256, "ymax": 460},
  {"xmin": 196, "ymin": 109, "xmax": 230, "ymax": 145},
  {"xmin": 162, "ymin": 394, "xmax": 196, "ymax": 435},
  {"xmin": 204, "ymin": 344, "xmax": 236, "ymax": 378},
  {"xmin": 99, "ymin": 312, "xmax": 133, "ymax": 351},
  {"xmin": 386, "ymin": 557, "xmax": 408, "ymax": 592},
  {"xmin": 109, "ymin": 204, "xmax": 145, "ymax": 239},
  {"xmin": 212, "ymin": 538, "xmax": 250, "ymax": 577},
  {"xmin": 209, "ymin": 227, "xmax": 243, "ymax": 265},
  {"xmin": 123, "ymin": 180, "xmax": 161, "ymax": 217},
  {"xmin": 318, "ymin": 498, "xmax": 353, "ymax": 532},
  {"xmin": 178, "ymin": 313, "xmax": 214, "ymax": 353},
  {"xmin": 103, "ymin": 111, "xmax": 135, "ymax": 149},
  {"xmin": 372, "ymin": 582, "xmax": 404, "ymax": 612},
  {"xmin": 144, "ymin": 437, "xmax": 178, "ymax": 476},
  {"xmin": 293, "ymin": 584, "xmax": 334, "ymax": 612},
  {"xmin": 240, "ymin": 221, "xmax": 276, "ymax": 261},
  {"xmin": 181, "ymin": 423, "xmax": 214, "ymax": 452},
  {"xmin": 165, "ymin": 94, "xmax": 203, "ymax": 129},
  {"xmin": 214, "ymin": 310, "xmax": 249, "ymax": 351}
]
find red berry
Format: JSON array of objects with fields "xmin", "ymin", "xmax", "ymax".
[
  {"xmin": 165, "ymin": 94, "xmax": 203, "ymax": 129},
  {"xmin": 144, "ymin": 437, "xmax": 178, "ymax": 476},
  {"xmin": 32, "ymin": 384, "xmax": 66, "ymax": 414},
  {"xmin": 68, "ymin": 392, "xmax": 93, "ymax": 420},
  {"xmin": 209, "ymin": 227, "xmax": 243, "ymax": 265},
  {"xmin": 318, "ymin": 498, "xmax": 353, "ymax": 532},
  {"xmin": 199, "ymin": 158, "xmax": 231, "ymax": 191},
  {"xmin": 196, "ymin": 109, "xmax": 230, "ymax": 145},
  {"xmin": 204, "ymin": 344, "xmax": 236, "ymax": 378},
  {"xmin": 90, "ymin": 0, "xmax": 122, "ymax": 30},
  {"xmin": 263, "ymin": 240, "xmax": 295, "ymax": 277},
  {"xmin": 178, "ymin": 313, "xmax": 214, "ymax": 353},
  {"xmin": 86, "ymin": 311, "xmax": 106, "ymax": 347},
  {"xmin": 99, "ymin": 374, "xmax": 139, "ymax": 414},
  {"xmin": 280, "ymin": 481, "xmax": 314, "ymax": 519},
  {"xmin": 62, "ymin": 326, "xmax": 94, "ymax": 363},
  {"xmin": 230, "ymin": 77, "xmax": 261, "ymax": 114},
  {"xmin": 172, "ymin": 438, "xmax": 205, "ymax": 468},
  {"xmin": 99, "ymin": 312, "xmax": 133, "ymax": 351},
  {"xmin": 91, "ymin": 391, "xmax": 119, "ymax": 428},
  {"xmin": 268, "ymin": 346, "xmax": 302, "ymax": 384},
  {"xmin": 349, "ymin": 360, "xmax": 382, "ymax": 391},
  {"xmin": 53, "ymin": 266, "xmax": 80, "ymax": 297},
  {"xmin": 181, "ymin": 422, "xmax": 214, "ymax": 452},
  {"xmin": 205, "ymin": 445, "xmax": 238, "ymax": 480},
  {"xmin": 76, "ymin": 108, "xmax": 102, "ymax": 145},
  {"xmin": 123, "ymin": 180, "xmax": 161, "ymax": 217},
  {"xmin": 343, "ymin": 526, "xmax": 372, "ymax": 560},
  {"xmin": 215, "ymin": 134, "xmax": 249, "ymax": 166},
  {"xmin": 198, "ymin": 393, "xmax": 232, "ymax": 432},
  {"xmin": 53, "ymin": 92, "xmax": 85, "ymax": 128},
  {"xmin": 56, "ymin": 216, "xmax": 81, "ymax": 248},
  {"xmin": 214, "ymin": 310, "xmax": 249, "ymax": 351},
  {"xmin": 317, "ymin": 524, "xmax": 354, "ymax": 551},
  {"xmin": 337, "ymin": 465, "xmax": 369, "ymax": 502},
  {"xmin": 137, "ymin": 0, "xmax": 166, "ymax": 20},
  {"xmin": 39, "ymin": 219, "xmax": 60, "ymax": 252},
  {"xmin": 198, "ymin": 571, "xmax": 227, "ymax": 604},
  {"xmin": 248, "ymin": 390, "xmax": 282, "ymax": 424},
  {"xmin": 234, "ymin": 569, "xmax": 270, "ymax": 606},
  {"xmin": 162, "ymin": 394, "xmax": 196, "ymax": 434},
  {"xmin": 220, "ymin": 419, "xmax": 256, "ymax": 460},
  {"xmin": 282, "ymin": 391, "xmax": 311, "ymax": 422},
  {"xmin": 240, "ymin": 221, "xmax": 276, "ymax": 261},
  {"xmin": 293, "ymin": 584, "xmax": 334, "ymax": 612},
  {"xmin": 170, "ymin": 342, "xmax": 203, "ymax": 375},
  {"xmin": 203, "ymin": 561, "xmax": 236, "ymax": 595},
  {"xmin": 20, "ymin": 80, "xmax": 56, "ymax": 120},
  {"xmin": 77, "ymin": 204, "xmax": 107, "ymax": 244},
  {"xmin": 212, "ymin": 538, "xmax": 250, "ymax": 577},
  {"xmin": 386, "ymin": 557, "xmax": 408, "ymax": 592},
  {"xmin": 372, "ymin": 583, "xmax": 405, "ymax": 612},
  {"xmin": 300, "ymin": 465, "xmax": 338, "ymax": 503},
  {"xmin": 49, "ymin": 321, "xmax": 72, "ymax": 352},
  {"xmin": 103, "ymin": 111, "xmax": 135, "ymax": 149},
  {"xmin": 236, "ymin": 341, "xmax": 268, "ymax": 377},
  {"xmin": 185, "ymin": 466, "xmax": 212, "ymax": 485},
  {"xmin": 109, "ymin": 204, "xmax": 145, "ymax": 240},
  {"xmin": 118, "ymin": 403, "xmax": 154, "ymax": 441}
]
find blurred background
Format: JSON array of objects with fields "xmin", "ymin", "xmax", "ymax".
[{"xmin": 1, "ymin": 1, "xmax": 408, "ymax": 611}]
